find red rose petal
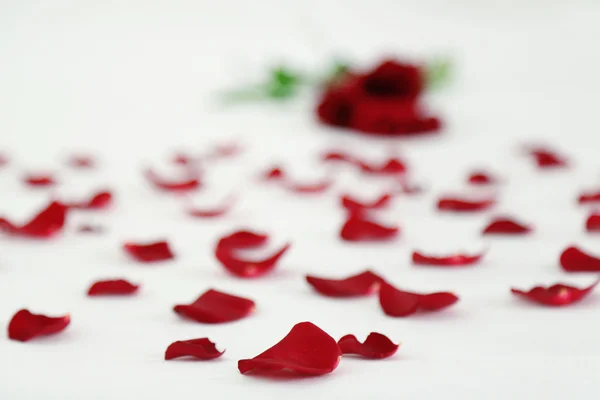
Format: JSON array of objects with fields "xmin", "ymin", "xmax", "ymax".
[
  {"xmin": 337, "ymin": 332, "xmax": 399, "ymax": 359},
  {"xmin": 263, "ymin": 166, "xmax": 285, "ymax": 180},
  {"xmin": 379, "ymin": 281, "xmax": 458, "ymax": 317},
  {"xmin": 238, "ymin": 321, "xmax": 341, "ymax": 376},
  {"xmin": 8, "ymin": 309, "xmax": 70, "ymax": 342},
  {"xmin": 68, "ymin": 190, "xmax": 113, "ymax": 210},
  {"xmin": 529, "ymin": 148, "xmax": 568, "ymax": 168},
  {"xmin": 358, "ymin": 158, "xmax": 407, "ymax": 176},
  {"xmin": 412, "ymin": 250, "xmax": 484, "ymax": 266},
  {"xmin": 560, "ymin": 246, "xmax": 600, "ymax": 272},
  {"xmin": 585, "ymin": 212, "xmax": 600, "ymax": 232},
  {"xmin": 437, "ymin": 197, "xmax": 494, "ymax": 212},
  {"xmin": 578, "ymin": 191, "xmax": 600, "ymax": 204},
  {"xmin": 340, "ymin": 213, "xmax": 399, "ymax": 242},
  {"xmin": 286, "ymin": 180, "xmax": 331, "ymax": 194},
  {"xmin": 165, "ymin": 338, "xmax": 225, "ymax": 360},
  {"xmin": 24, "ymin": 174, "xmax": 56, "ymax": 187},
  {"xmin": 87, "ymin": 279, "xmax": 139, "ymax": 296},
  {"xmin": 322, "ymin": 151, "xmax": 355, "ymax": 163},
  {"xmin": 341, "ymin": 193, "xmax": 392, "ymax": 212},
  {"xmin": 306, "ymin": 270, "xmax": 384, "ymax": 297},
  {"xmin": 144, "ymin": 169, "xmax": 200, "ymax": 192},
  {"xmin": 123, "ymin": 240, "xmax": 174, "ymax": 263},
  {"xmin": 0, "ymin": 201, "xmax": 67, "ymax": 238},
  {"xmin": 68, "ymin": 155, "xmax": 95, "ymax": 169},
  {"xmin": 482, "ymin": 218, "xmax": 532, "ymax": 235},
  {"xmin": 188, "ymin": 197, "xmax": 234, "ymax": 218},
  {"xmin": 467, "ymin": 171, "xmax": 495, "ymax": 185},
  {"xmin": 511, "ymin": 281, "xmax": 598, "ymax": 306},
  {"xmin": 215, "ymin": 230, "xmax": 290, "ymax": 278},
  {"xmin": 174, "ymin": 289, "xmax": 255, "ymax": 323}
]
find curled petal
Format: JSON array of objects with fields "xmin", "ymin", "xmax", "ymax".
[
  {"xmin": 340, "ymin": 213, "xmax": 399, "ymax": 242},
  {"xmin": 341, "ymin": 193, "xmax": 392, "ymax": 212},
  {"xmin": 174, "ymin": 289, "xmax": 255, "ymax": 323},
  {"xmin": 322, "ymin": 151, "xmax": 355, "ymax": 163},
  {"xmin": 586, "ymin": 212, "xmax": 600, "ymax": 232},
  {"xmin": 238, "ymin": 321, "xmax": 341, "ymax": 376},
  {"xmin": 68, "ymin": 190, "xmax": 113, "ymax": 210},
  {"xmin": 144, "ymin": 169, "xmax": 200, "ymax": 192},
  {"xmin": 560, "ymin": 246, "xmax": 600, "ymax": 272},
  {"xmin": 358, "ymin": 158, "xmax": 407, "ymax": 176},
  {"xmin": 188, "ymin": 197, "xmax": 234, "ymax": 218},
  {"xmin": 530, "ymin": 148, "xmax": 568, "ymax": 168},
  {"xmin": 285, "ymin": 180, "xmax": 331, "ymax": 194},
  {"xmin": 578, "ymin": 191, "xmax": 600, "ymax": 204},
  {"xmin": 379, "ymin": 282, "xmax": 458, "ymax": 317},
  {"xmin": 467, "ymin": 171, "xmax": 495, "ymax": 185},
  {"xmin": 87, "ymin": 279, "xmax": 139, "ymax": 296},
  {"xmin": 511, "ymin": 281, "xmax": 598, "ymax": 306},
  {"xmin": 412, "ymin": 250, "xmax": 484, "ymax": 267},
  {"xmin": 215, "ymin": 230, "xmax": 290, "ymax": 278},
  {"xmin": 482, "ymin": 218, "xmax": 532, "ymax": 235},
  {"xmin": 437, "ymin": 197, "xmax": 494, "ymax": 212},
  {"xmin": 165, "ymin": 338, "xmax": 225, "ymax": 360},
  {"xmin": 0, "ymin": 201, "xmax": 67, "ymax": 238},
  {"xmin": 337, "ymin": 333, "xmax": 399, "ymax": 359},
  {"xmin": 8, "ymin": 309, "xmax": 70, "ymax": 342},
  {"xmin": 24, "ymin": 174, "xmax": 56, "ymax": 187},
  {"xmin": 306, "ymin": 270, "xmax": 384, "ymax": 297},
  {"xmin": 123, "ymin": 241, "xmax": 174, "ymax": 263}
]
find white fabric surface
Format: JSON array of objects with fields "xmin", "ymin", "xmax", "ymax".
[{"xmin": 1, "ymin": 1, "xmax": 600, "ymax": 399}]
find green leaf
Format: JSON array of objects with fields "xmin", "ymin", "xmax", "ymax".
[{"xmin": 426, "ymin": 58, "xmax": 452, "ymax": 90}]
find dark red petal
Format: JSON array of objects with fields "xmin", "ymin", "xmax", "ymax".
[
  {"xmin": 340, "ymin": 213, "xmax": 399, "ymax": 242},
  {"xmin": 585, "ymin": 212, "xmax": 600, "ymax": 232},
  {"xmin": 123, "ymin": 241, "xmax": 174, "ymax": 263},
  {"xmin": 68, "ymin": 191, "xmax": 113, "ymax": 210},
  {"xmin": 530, "ymin": 148, "xmax": 568, "ymax": 168},
  {"xmin": 578, "ymin": 191, "xmax": 600, "ymax": 204},
  {"xmin": 0, "ymin": 201, "xmax": 67, "ymax": 238},
  {"xmin": 174, "ymin": 289, "xmax": 255, "ymax": 323},
  {"xmin": 188, "ymin": 198, "xmax": 234, "ymax": 218},
  {"xmin": 482, "ymin": 218, "xmax": 532, "ymax": 235},
  {"xmin": 379, "ymin": 282, "xmax": 458, "ymax": 317},
  {"xmin": 68, "ymin": 155, "xmax": 95, "ymax": 169},
  {"xmin": 467, "ymin": 171, "xmax": 495, "ymax": 185},
  {"xmin": 263, "ymin": 166, "xmax": 285, "ymax": 180},
  {"xmin": 437, "ymin": 197, "xmax": 495, "ymax": 212},
  {"xmin": 306, "ymin": 270, "xmax": 384, "ymax": 297},
  {"xmin": 24, "ymin": 174, "xmax": 56, "ymax": 187},
  {"xmin": 358, "ymin": 158, "xmax": 407, "ymax": 176},
  {"xmin": 412, "ymin": 250, "xmax": 484, "ymax": 266},
  {"xmin": 144, "ymin": 169, "xmax": 200, "ymax": 192},
  {"xmin": 8, "ymin": 309, "xmax": 70, "ymax": 342},
  {"xmin": 337, "ymin": 333, "xmax": 399, "ymax": 359},
  {"xmin": 238, "ymin": 321, "xmax": 341, "ymax": 376},
  {"xmin": 341, "ymin": 193, "xmax": 392, "ymax": 212},
  {"xmin": 219, "ymin": 230, "xmax": 268, "ymax": 248},
  {"xmin": 560, "ymin": 246, "xmax": 600, "ymax": 272},
  {"xmin": 78, "ymin": 224, "xmax": 104, "ymax": 234},
  {"xmin": 165, "ymin": 338, "xmax": 224, "ymax": 360},
  {"xmin": 511, "ymin": 281, "xmax": 598, "ymax": 306},
  {"xmin": 87, "ymin": 279, "xmax": 139, "ymax": 296},
  {"xmin": 286, "ymin": 180, "xmax": 331, "ymax": 194}
]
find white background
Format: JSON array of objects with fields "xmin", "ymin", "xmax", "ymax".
[{"xmin": 1, "ymin": 1, "xmax": 600, "ymax": 399}]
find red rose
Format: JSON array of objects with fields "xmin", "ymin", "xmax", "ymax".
[{"xmin": 316, "ymin": 59, "xmax": 441, "ymax": 136}]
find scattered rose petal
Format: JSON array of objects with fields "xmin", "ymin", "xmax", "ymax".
[
  {"xmin": 529, "ymin": 148, "xmax": 568, "ymax": 168},
  {"xmin": 358, "ymin": 158, "xmax": 407, "ymax": 176},
  {"xmin": 68, "ymin": 190, "xmax": 113, "ymax": 210},
  {"xmin": 586, "ymin": 212, "xmax": 600, "ymax": 232},
  {"xmin": 263, "ymin": 166, "xmax": 285, "ymax": 180},
  {"xmin": 165, "ymin": 338, "xmax": 225, "ymax": 360},
  {"xmin": 8, "ymin": 309, "xmax": 70, "ymax": 342},
  {"xmin": 412, "ymin": 250, "xmax": 484, "ymax": 266},
  {"xmin": 379, "ymin": 281, "xmax": 459, "ymax": 317},
  {"xmin": 341, "ymin": 193, "xmax": 392, "ymax": 213},
  {"xmin": 482, "ymin": 217, "xmax": 532, "ymax": 235},
  {"xmin": 578, "ymin": 191, "xmax": 600, "ymax": 204},
  {"xmin": 87, "ymin": 279, "xmax": 139, "ymax": 296},
  {"xmin": 340, "ymin": 213, "xmax": 399, "ymax": 242},
  {"xmin": 285, "ymin": 180, "xmax": 331, "ymax": 194},
  {"xmin": 306, "ymin": 270, "xmax": 384, "ymax": 297},
  {"xmin": 144, "ymin": 169, "xmax": 200, "ymax": 192},
  {"xmin": 188, "ymin": 197, "xmax": 235, "ymax": 218},
  {"xmin": 24, "ymin": 173, "xmax": 56, "ymax": 187},
  {"xmin": 123, "ymin": 240, "xmax": 174, "ymax": 263},
  {"xmin": 322, "ymin": 151, "xmax": 354, "ymax": 163},
  {"xmin": 68, "ymin": 155, "xmax": 95, "ymax": 169},
  {"xmin": 337, "ymin": 332, "xmax": 399, "ymax": 359},
  {"xmin": 511, "ymin": 280, "xmax": 598, "ymax": 306},
  {"xmin": 215, "ymin": 230, "xmax": 290, "ymax": 278},
  {"xmin": 174, "ymin": 289, "xmax": 255, "ymax": 323},
  {"xmin": 560, "ymin": 246, "xmax": 600, "ymax": 272},
  {"xmin": 437, "ymin": 197, "xmax": 495, "ymax": 212},
  {"xmin": 467, "ymin": 171, "xmax": 495, "ymax": 185},
  {"xmin": 238, "ymin": 321, "xmax": 341, "ymax": 376},
  {"xmin": 0, "ymin": 201, "xmax": 67, "ymax": 238},
  {"xmin": 78, "ymin": 224, "xmax": 104, "ymax": 234}
]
